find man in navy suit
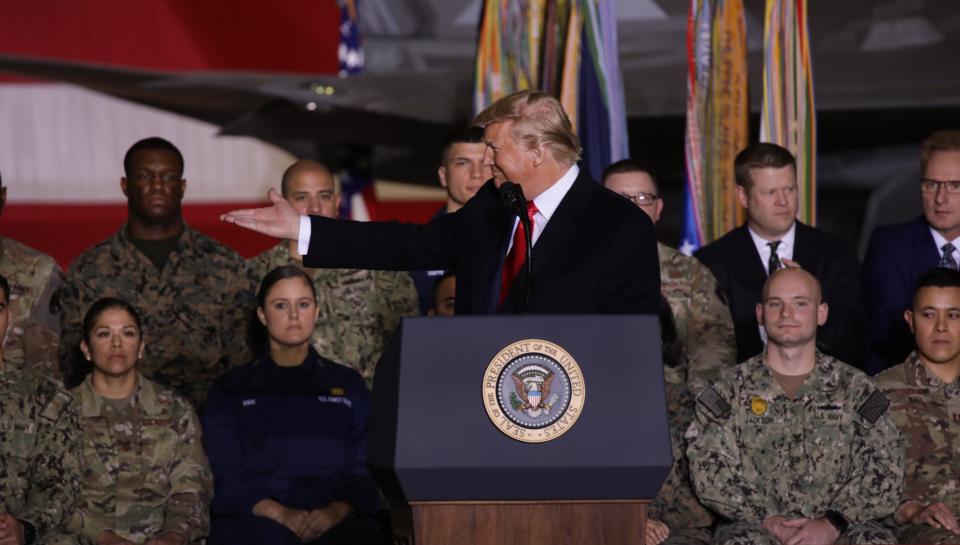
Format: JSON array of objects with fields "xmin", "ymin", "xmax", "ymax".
[
  {"xmin": 863, "ymin": 129, "xmax": 960, "ymax": 373},
  {"xmin": 695, "ymin": 143, "xmax": 866, "ymax": 366},
  {"xmin": 222, "ymin": 90, "xmax": 660, "ymax": 316}
]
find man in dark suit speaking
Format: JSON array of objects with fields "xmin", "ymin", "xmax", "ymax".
[{"xmin": 222, "ymin": 91, "xmax": 660, "ymax": 315}]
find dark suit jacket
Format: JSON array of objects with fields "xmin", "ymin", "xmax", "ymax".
[
  {"xmin": 862, "ymin": 215, "xmax": 940, "ymax": 373},
  {"xmin": 695, "ymin": 223, "xmax": 867, "ymax": 366},
  {"xmin": 303, "ymin": 172, "xmax": 661, "ymax": 315}
]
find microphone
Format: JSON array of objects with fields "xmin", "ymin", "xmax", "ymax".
[{"xmin": 498, "ymin": 182, "xmax": 533, "ymax": 314}]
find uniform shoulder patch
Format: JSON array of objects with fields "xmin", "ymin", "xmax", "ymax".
[
  {"xmin": 40, "ymin": 388, "xmax": 73, "ymax": 424},
  {"xmin": 697, "ymin": 386, "xmax": 731, "ymax": 419},
  {"xmin": 857, "ymin": 390, "xmax": 889, "ymax": 424}
]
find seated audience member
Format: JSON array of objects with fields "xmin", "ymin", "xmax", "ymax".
[
  {"xmin": 426, "ymin": 273, "xmax": 456, "ymax": 316},
  {"xmin": 695, "ymin": 143, "xmax": 866, "ymax": 367},
  {"xmin": 687, "ymin": 268, "xmax": 902, "ymax": 545},
  {"xmin": 202, "ymin": 266, "xmax": 382, "ymax": 545},
  {"xmin": 0, "ymin": 274, "xmax": 82, "ymax": 545},
  {"xmin": 59, "ymin": 137, "xmax": 256, "ymax": 405},
  {"xmin": 409, "ymin": 126, "xmax": 486, "ymax": 313},
  {"xmin": 646, "ymin": 297, "xmax": 713, "ymax": 545},
  {"xmin": 67, "ymin": 297, "xmax": 212, "ymax": 545},
  {"xmin": 602, "ymin": 159, "xmax": 735, "ymax": 393},
  {"xmin": 874, "ymin": 267, "xmax": 960, "ymax": 544},
  {"xmin": 249, "ymin": 160, "xmax": 418, "ymax": 387},
  {"xmin": 0, "ymin": 169, "xmax": 63, "ymax": 373},
  {"xmin": 864, "ymin": 129, "xmax": 960, "ymax": 373}
]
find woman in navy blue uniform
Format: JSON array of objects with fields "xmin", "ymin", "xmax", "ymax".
[{"xmin": 202, "ymin": 265, "xmax": 382, "ymax": 545}]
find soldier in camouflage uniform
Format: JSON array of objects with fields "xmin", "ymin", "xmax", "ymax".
[
  {"xmin": 0, "ymin": 274, "xmax": 82, "ymax": 545},
  {"xmin": 69, "ymin": 297, "xmax": 212, "ymax": 545},
  {"xmin": 602, "ymin": 160, "xmax": 736, "ymax": 393},
  {"xmin": 248, "ymin": 160, "xmax": 418, "ymax": 386},
  {"xmin": 0, "ymin": 171, "xmax": 63, "ymax": 375},
  {"xmin": 874, "ymin": 267, "xmax": 960, "ymax": 544},
  {"xmin": 687, "ymin": 268, "xmax": 902, "ymax": 545},
  {"xmin": 59, "ymin": 138, "xmax": 256, "ymax": 405}
]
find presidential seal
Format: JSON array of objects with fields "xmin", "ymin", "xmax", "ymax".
[{"xmin": 482, "ymin": 338, "xmax": 585, "ymax": 443}]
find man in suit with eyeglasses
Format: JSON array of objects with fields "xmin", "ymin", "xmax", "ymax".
[{"xmin": 864, "ymin": 129, "xmax": 960, "ymax": 373}]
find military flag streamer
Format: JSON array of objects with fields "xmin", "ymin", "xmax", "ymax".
[
  {"xmin": 681, "ymin": 0, "xmax": 749, "ymax": 253},
  {"xmin": 474, "ymin": 0, "xmax": 629, "ymax": 181},
  {"xmin": 760, "ymin": 0, "xmax": 816, "ymax": 224}
]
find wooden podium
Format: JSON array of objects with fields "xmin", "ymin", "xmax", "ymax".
[{"xmin": 369, "ymin": 316, "xmax": 670, "ymax": 545}]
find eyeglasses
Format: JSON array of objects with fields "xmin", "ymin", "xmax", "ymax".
[
  {"xmin": 619, "ymin": 192, "xmax": 659, "ymax": 206},
  {"xmin": 920, "ymin": 178, "xmax": 960, "ymax": 194}
]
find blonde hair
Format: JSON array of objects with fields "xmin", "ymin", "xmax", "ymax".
[
  {"xmin": 474, "ymin": 90, "xmax": 582, "ymax": 166},
  {"xmin": 921, "ymin": 129, "xmax": 960, "ymax": 175}
]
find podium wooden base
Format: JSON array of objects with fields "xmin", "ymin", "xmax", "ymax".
[{"xmin": 391, "ymin": 500, "xmax": 649, "ymax": 545}]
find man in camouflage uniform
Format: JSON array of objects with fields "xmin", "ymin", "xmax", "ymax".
[
  {"xmin": 875, "ymin": 267, "xmax": 960, "ymax": 544},
  {"xmin": 687, "ymin": 268, "xmax": 902, "ymax": 545},
  {"xmin": 249, "ymin": 160, "xmax": 418, "ymax": 386},
  {"xmin": 602, "ymin": 159, "xmax": 736, "ymax": 393},
  {"xmin": 0, "ymin": 170, "xmax": 63, "ymax": 375},
  {"xmin": 1, "ymin": 366, "xmax": 81, "ymax": 545},
  {"xmin": 59, "ymin": 138, "xmax": 256, "ymax": 405}
]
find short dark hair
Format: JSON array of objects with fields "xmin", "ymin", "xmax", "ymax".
[
  {"xmin": 734, "ymin": 143, "xmax": 796, "ymax": 191},
  {"xmin": 257, "ymin": 265, "xmax": 317, "ymax": 309},
  {"xmin": 913, "ymin": 267, "xmax": 960, "ymax": 308},
  {"xmin": 65, "ymin": 297, "xmax": 144, "ymax": 387},
  {"xmin": 601, "ymin": 158, "xmax": 660, "ymax": 194},
  {"xmin": 0, "ymin": 274, "xmax": 9, "ymax": 304},
  {"xmin": 440, "ymin": 125, "xmax": 485, "ymax": 166},
  {"xmin": 123, "ymin": 137, "xmax": 184, "ymax": 179},
  {"xmin": 920, "ymin": 130, "xmax": 960, "ymax": 176},
  {"xmin": 431, "ymin": 271, "xmax": 455, "ymax": 304}
]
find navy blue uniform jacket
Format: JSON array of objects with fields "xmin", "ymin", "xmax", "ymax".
[
  {"xmin": 202, "ymin": 348, "xmax": 379, "ymax": 516},
  {"xmin": 862, "ymin": 215, "xmax": 941, "ymax": 373},
  {"xmin": 302, "ymin": 172, "xmax": 660, "ymax": 315}
]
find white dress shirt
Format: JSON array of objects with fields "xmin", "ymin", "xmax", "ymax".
[
  {"xmin": 930, "ymin": 227, "xmax": 960, "ymax": 264},
  {"xmin": 748, "ymin": 222, "xmax": 796, "ymax": 275}
]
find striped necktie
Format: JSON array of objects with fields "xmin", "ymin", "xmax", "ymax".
[{"xmin": 941, "ymin": 243, "xmax": 958, "ymax": 270}]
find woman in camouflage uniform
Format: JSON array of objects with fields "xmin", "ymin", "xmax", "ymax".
[{"xmin": 66, "ymin": 298, "xmax": 212, "ymax": 545}]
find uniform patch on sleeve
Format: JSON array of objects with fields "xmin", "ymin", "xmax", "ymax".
[
  {"xmin": 857, "ymin": 390, "xmax": 889, "ymax": 424},
  {"xmin": 40, "ymin": 388, "xmax": 73, "ymax": 424},
  {"xmin": 697, "ymin": 386, "xmax": 731, "ymax": 419}
]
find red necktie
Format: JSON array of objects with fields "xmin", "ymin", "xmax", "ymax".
[{"xmin": 499, "ymin": 201, "xmax": 539, "ymax": 306}]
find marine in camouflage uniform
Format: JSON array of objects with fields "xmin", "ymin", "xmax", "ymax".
[
  {"xmin": 0, "ymin": 366, "xmax": 82, "ymax": 545},
  {"xmin": 875, "ymin": 351, "xmax": 960, "ymax": 544},
  {"xmin": 59, "ymin": 225, "xmax": 256, "ymax": 405},
  {"xmin": 659, "ymin": 242, "xmax": 736, "ymax": 393},
  {"xmin": 687, "ymin": 351, "xmax": 903, "ymax": 545},
  {"xmin": 0, "ymin": 237, "xmax": 63, "ymax": 375},
  {"xmin": 249, "ymin": 242, "xmax": 418, "ymax": 387},
  {"xmin": 647, "ymin": 383, "xmax": 713, "ymax": 545},
  {"xmin": 69, "ymin": 373, "xmax": 212, "ymax": 544}
]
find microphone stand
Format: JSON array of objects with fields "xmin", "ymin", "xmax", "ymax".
[{"xmin": 498, "ymin": 182, "xmax": 533, "ymax": 314}]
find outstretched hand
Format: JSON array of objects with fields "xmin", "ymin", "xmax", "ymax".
[{"xmin": 221, "ymin": 188, "xmax": 301, "ymax": 241}]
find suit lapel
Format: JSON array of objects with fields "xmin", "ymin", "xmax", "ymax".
[
  {"xmin": 503, "ymin": 173, "xmax": 588, "ymax": 308},
  {"xmin": 793, "ymin": 222, "xmax": 813, "ymax": 266},
  {"xmin": 732, "ymin": 225, "xmax": 768, "ymax": 286},
  {"xmin": 913, "ymin": 217, "xmax": 941, "ymax": 274}
]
